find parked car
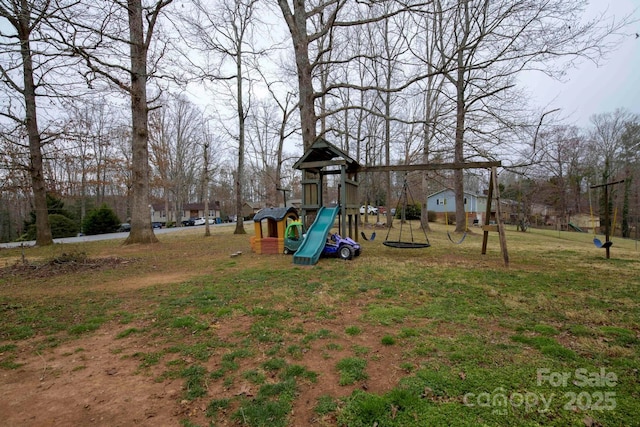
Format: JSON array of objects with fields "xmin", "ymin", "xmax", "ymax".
[
  {"xmin": 193, "ymin": 217, "xmax": 215, "ymax": 226},
  {"xmin": 117, "ymin": 223, "xmax": 131, "ymax": 232},
  {"xmin": 152, "ymin": 222, "xmax": 163, "ymax": 229},
  {"xmin": 181, "ymin": 218, "xmax": 196, "ymax": 226},
  {"xmin": 360, "ymin": 205, "xmax": 378, "ymax": 215}
]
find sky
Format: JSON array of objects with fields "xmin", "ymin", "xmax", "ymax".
[{"xmin": 522, "ymin": 0, "xmax": 640, "ymax": 127}]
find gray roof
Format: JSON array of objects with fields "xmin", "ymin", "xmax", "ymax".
[
  {"xmin": 253, "ymin": 207, "xmax": 298, "ymax": 222},
  {"xmin": 293, "ymin": 138, "xmax": 360, "ymax": 173}
]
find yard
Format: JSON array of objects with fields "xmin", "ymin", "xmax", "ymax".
[{"xmin": 0, "ymin": 223, "xmax": 638, "ymax": 426}]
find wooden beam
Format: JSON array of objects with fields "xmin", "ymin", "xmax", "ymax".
[
  {"xmin": 590, "ymin": 179, "xmax": 625, "ymax": 189},
  {"xmin": 297, "ymin": 159, "xmax": 346, "ymax": 170},
  {"xmin": 481, "ymin": 171, "xmax": 494, "ymax": 255},
  {"xmin": 481, "ymin": 167, "xmax": 509, "ymax": 267},
  {"xmin": 359, "ymin": 161, "xmax": 501, "ymax": 173},
  {"xmin": 492, "ymin": 167, "xmax": 509, "ymax": 267}
]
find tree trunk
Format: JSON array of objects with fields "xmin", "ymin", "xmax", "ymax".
[
  {"xmin": 234, "ymin": 48, "xmax": 246, "ymax": 234},
  {"xmin": 204, "ymin": 142, "xmax": 211, "ymax": 237},
  {"xmin": 622, "ymin": 175, "xmax": 631, "ymax": 238},
  {"xmin": 453, "ymin": 65, "xmax": 467, "ymax": 233},
  {"xmin": 278, "ymin": 0, "xmax": 316, "ymax": 150},
  {"xmin": 124, "ymin": 0, "xmax": 158, "ymax": 244},
  {"xmin": 19, "ymin": 19, "xmax": 52, "ymax": 246}
]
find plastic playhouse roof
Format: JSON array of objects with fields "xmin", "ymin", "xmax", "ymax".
[{"xmin": 252, "ymin": 207, "xmax": 298, "ymax": 222}]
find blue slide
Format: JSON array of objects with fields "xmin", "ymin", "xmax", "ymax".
[{"xmin": 293, "ymin": 206, "xmax": 340, "ymax": 266}]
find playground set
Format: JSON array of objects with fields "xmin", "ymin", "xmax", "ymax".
[{"xmin": 252, "ymin": 138, "xmax": 510, "ymax": 266}]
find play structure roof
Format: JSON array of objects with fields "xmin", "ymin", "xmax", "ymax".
[
  {"xmin": 252, "ymin": 206, "xmax": 298, "ymax": 222},
  {"xmin": 293, "ymin": 138, "xmax": 360, "ymax": 173}
]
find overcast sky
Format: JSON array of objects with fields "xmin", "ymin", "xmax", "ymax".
[{"xmin": 522, "ymin": 0, "xmax": 639, "ymax": 127}]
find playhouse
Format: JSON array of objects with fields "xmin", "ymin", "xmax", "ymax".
[{"xmin": 250, "ymin": 207, "xmax": 299, "ymax": 254}]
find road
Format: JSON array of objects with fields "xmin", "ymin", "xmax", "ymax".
[{"xmin": 0, "ymin": 223, "xmax": 235, "ymax": 249}]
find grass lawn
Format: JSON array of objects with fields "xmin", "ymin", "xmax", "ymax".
[{"xmin": 0, "ymin": 222, "xmax": 638, "ymax": 426}]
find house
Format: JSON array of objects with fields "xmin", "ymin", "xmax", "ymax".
[
  {"xmin": 427, "ymin": 189, "xmax": 485, "ymax": 222},
  {"xmin": 150, "ymin": 201, "xmax": 221, "ymax": 226},
  {"xmin": 242, "ymin": 201, "xmax": 264, "ymax": 219},
  {"xmin": 426, "ymin": 188, "xmax": 513, "ymax": 224}
]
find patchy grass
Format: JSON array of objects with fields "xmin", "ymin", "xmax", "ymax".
[
  {"xmin": 337, "ymin": 357, "xmax": 368, "ymax": 386},
  {"xmin": 1, "ymin": 223, "xmax": 639, "ymax": 426}
]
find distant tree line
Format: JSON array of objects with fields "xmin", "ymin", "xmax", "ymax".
[{"xmin": 501, "ymin": 109, "xmax": 640, "ymax": 236}]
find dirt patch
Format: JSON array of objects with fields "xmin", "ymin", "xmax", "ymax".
[
  {"xmin": 0, "ymin": 325, "xmax": 184, "ymax": 426},
  {"xmin": 0, "ymin": 309, "xmax": 417, "ymax": 426}
]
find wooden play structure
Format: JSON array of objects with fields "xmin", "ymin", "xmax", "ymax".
[
  {"xmin": 250, "ymin": 207, "xmax": 299, "ymax": 255},
  {"xmin": 293, "ymin": 138, "xmax": 361, "ymax": 240},
  {"xmin": 289, "ymin": 138, "xmax": 509, "ymax": 266}
]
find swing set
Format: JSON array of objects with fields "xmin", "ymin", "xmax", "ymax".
[
  {"xmin": 291, "ymin": 139, "xmax": 509, "ymax": 266},
  {"xmin": 357, "ymin": 165, "xmax": 509, "ymax": 267}
]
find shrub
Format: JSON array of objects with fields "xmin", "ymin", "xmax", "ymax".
[
  {"xmin": 49, "ymin": 214, "xmax": 80, "ymax": 238},
  {"xmin": 21, "ymin": 214, "xmax": 80, "ymax": 240},
  {"xmin": 83, "ymin": 204, "xmax": 121, "ymax": 235},
  {"xmin": 395, "ymin": 203, "xmax": 423, "ymax": 220},
  {"xmin": 21, "ymin": 194, "xmax": 80, "ymax": 240}
]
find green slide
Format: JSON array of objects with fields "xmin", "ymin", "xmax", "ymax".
[
  {"xmin": 293, "ymin": 206, "xmax": 339, "ymax": 266},
  {"xmin": 568, "ymin": 222, "xmax": 584, "ymax": 232}
]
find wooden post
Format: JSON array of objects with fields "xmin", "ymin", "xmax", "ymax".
[
  {"xmin": 482, "ymin": 168, "xmax": 509, "ymax": 267},
  {"xmin": 604, "ymin": 184, "xmax": 610, "ymax": 259},
  {"xmin": 590, "ymin": 179, "xmax": 624, "ymax": 259},
  {"xmin": 492, "ymin": 168, "xmax": 509, "ymax": 267},
  {"xmin": 481, "ymin": 171, "xmax": 494, "ymax": 255}
]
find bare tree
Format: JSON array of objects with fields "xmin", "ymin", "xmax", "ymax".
[
  {"xmin": 149, "ymin": 93, "xmax": 201, "ymax": 227},
  {"xmin": 620, "ymin": 119, "xmax": 640, "ymax": 237},
  {"xmin": 433, "ymin": 0, "xmax": 631, "ymax": 232},
  {"xmin": 266, "ymin": 88, "xmax": 299, "ymax": 206},
  {"xmin": 411, "ymin": 10, "xmax": 448, "ymax": 230},
  {"xmin": 589, "ymin": 109, "xmax": 635, "ymax": 231},
  {"xmin": 63, "ymin": 99, "xmax": 122, "ymax": 221},
  {"xmin": 276, "ymin": 0, "xmax": 431, "ymax": 150},
  {"xmin": 0, "ymin": 128, "xmax": 33, "ymax": 240},
  {"xmin": 181, "ymin": 0, "xmax": 264, "ymax": 234},
  {"xmin": 61, "ymin": 0, "xmax": 174, "ymax": 244},
  {"xmin": 368, "ymin": 7, "xmax": 412, "ymax": 225},
  {"xmin": 202, "ymin": 136, "xmax": 212, "ymax": 236},
  {"xmin": 0, "ymin": 0, "xmax": 68, "ymax": 245},
  {"xmin": 535, "ymin": 125, "xmax": 585, "ymax": 228},
  {"xmin": 125, "ymin": 0, "xmax": 170, "ymax": 243}
]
